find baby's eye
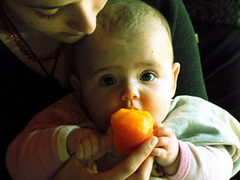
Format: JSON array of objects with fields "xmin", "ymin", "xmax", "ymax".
[
  {"xmin": 140, "ymin": 72, "xmax": 156, "ymax": 82},
  {"xmin": 101, "ymin": 75, "xmax": 118, "ymax": 86}
]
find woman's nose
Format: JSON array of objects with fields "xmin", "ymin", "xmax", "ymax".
[
  {"xmin": 121, "ymin": 83, "xmax": 140, "ymax": 101},
  {"xmin": 67, "ymin": 2, "xmax": 97, "ymax": 34}
]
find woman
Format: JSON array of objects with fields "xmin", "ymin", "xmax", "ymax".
[
  {"xmin": 0, "ymin": 0, "xmax": 207, "ymax": 179},
  {"xmin": 0, "ymin": 0, "xmax": 107, "ymax": 179}
]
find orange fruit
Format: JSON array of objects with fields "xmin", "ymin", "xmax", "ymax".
[{"xmin": 110, "ymin": 108, "xmax": 154, "ymax": 154}]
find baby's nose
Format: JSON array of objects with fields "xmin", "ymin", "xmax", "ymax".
[{"xmin": 121, "ymin": 83, "xmax": 140, "ymax": 101}]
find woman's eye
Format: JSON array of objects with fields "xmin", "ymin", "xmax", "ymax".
[
  {"xmin": 101, "ymin": 76, "xmax": 118, "ymax": 86},
  {"xmin": 36, "ymin": 9, "xmax": 60, "ymax": 19},
  {"xmin": 140, "ymin": 72, "xmax": 156, "ymax": 82}
]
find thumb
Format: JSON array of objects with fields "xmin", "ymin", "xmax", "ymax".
[
  {"xmin": 94, "ymin": 127, "xmax": 113, "ymax": 160},
  {"xmin": 100, "ymin": 127, "xmax": 113, "ymax": 151}
]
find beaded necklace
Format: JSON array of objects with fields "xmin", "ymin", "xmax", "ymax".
[{"xmin": 0, "ymin": 6, "xmax": 64, "ymax": 78}]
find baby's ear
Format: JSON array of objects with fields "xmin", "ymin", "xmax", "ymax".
[
  {"xmin": 171, "ymin": 62, "xmax": 180, "ymax": 98},
  {"xmin": 70, "ymin": 74, "xmax": 83, "ymax": 104}
]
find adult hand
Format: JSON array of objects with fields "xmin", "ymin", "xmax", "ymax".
[
  {"xmin": 126, "ymin": 155, "xmax": 154, "ymax": 180},
  {"xmin": 52, "ymin": 136, "xmax": 158, "ymax": 180}
]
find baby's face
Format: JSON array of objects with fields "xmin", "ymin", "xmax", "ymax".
[{"xmin": 73, "ymin": 29, "xmax": 180, "ymax": 131}]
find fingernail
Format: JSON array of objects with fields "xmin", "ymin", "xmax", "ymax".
[{"xmin": 150, "ymin": 137, "xmax": 158, "ymax": 147}]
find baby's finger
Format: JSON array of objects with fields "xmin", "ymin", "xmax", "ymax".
[
  {"xmin": 89, "ymin": 134, "xmax": 100, "ymax": 158},
  {"xmin": 92, "ymin": 127, "xmax": 113, "ymax": 161},
  {"xmin": 156, "ymin": 136, "xmax": 170, "ymax": 148},
  {"xmin": 154, "ymin": 125, "xmax": 173, "ymax": 137},
  {"xmin": 75, "ymin": 142, "xmax": 84, "ymax": 160},
  {"xmin": 154, "ymin": 121, "xmax": 164, "ymax": 128},
  {"xmin": 151, "ymin": 147, "xmax": 167, "ymax": 158},
  {"xmin": 100, "ymin": 127, "xmax": 113, "ymax": 151},
  {"xmin": 81, "ymin": 138, "xmax": 92, "ymax": 160}
]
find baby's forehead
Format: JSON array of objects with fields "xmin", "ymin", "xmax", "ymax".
[
  {"xmin": 75, "ymin": 32, "xmax": 173, "ymax": 69},
  {"xmin": 74, "ymin": 22, "xmax": 173, "ymax": 56}
]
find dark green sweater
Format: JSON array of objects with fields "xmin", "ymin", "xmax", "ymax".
[
  {"xmin": 143, "ymin": 0, "xmax": 207, "ymax": 99},
  {"xmin": 183, "ymin": 0, "xmax": 240, "ymax": 27}
]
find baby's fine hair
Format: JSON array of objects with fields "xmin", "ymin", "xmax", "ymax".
[{"xmin": 96, "ymin": 0, "xmax": 171, "ymax": 40}]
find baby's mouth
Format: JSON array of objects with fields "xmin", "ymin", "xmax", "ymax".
[
  {"xmin": 126, "ymin": 106, "xmax": 138, "ymax": 110},
  {"xmin": 124, "ymin": 100, "xmax": 141, "ymax": 110}
]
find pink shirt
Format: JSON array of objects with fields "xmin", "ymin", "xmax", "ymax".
[{"xmin": 6, "ymin": 94, "xmax": 236, "ymax": 180}]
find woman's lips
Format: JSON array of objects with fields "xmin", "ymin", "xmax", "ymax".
[{"xmin": 62, "ymin": 32, "xmax": 85, "ymax": 37}]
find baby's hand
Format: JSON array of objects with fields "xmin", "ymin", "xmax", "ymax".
[
  {"xmin": 67, "ymin": 128, "xmax": 113, "ymax": 161},
  {"xmin": 151, "ymin": 123, "xmax": 179, "ymax": 170}
]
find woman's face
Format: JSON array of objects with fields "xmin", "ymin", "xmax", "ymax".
[{"xmin": 0, "ymin": 0, "xmax": 107, "ymax": 43}]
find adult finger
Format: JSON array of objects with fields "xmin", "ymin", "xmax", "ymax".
[
  {"xmin": 127, "ymin": 155, "xmax": 154, "ymax": 180},
  {"xmin": 98, "ymin": 136, "xmax": 158, "ymax": 179}
]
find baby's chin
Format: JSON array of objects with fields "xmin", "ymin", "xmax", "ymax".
[{"xmin": 47, "ymin": 32, "xmax": 86, "ymax": 44}]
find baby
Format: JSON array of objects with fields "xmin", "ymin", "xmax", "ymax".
[
  {"xmin": 6, "ymin": 0, "xmax": 240, "ymax": 179},
  {"xmin": 70, "ymin": 0, "xmax": 180, "ymax": 175}
]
